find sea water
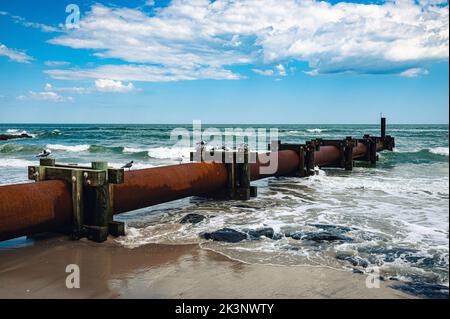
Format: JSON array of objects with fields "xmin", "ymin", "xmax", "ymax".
[{"xmin": 0, "ymin": 123, "xmax": 448, "ymax": 297}]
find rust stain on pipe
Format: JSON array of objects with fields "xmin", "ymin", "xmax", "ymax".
[
  {"xmin": 0, "ymin": 180, "xmax": 72, "ymax": 241},
  {"xmin": 113, "ymin": 162, "xmax": 228, "ymax": 214},
  {"xmin": 250, "ymin": 150, "xmax": 300, "ymax": 180}
]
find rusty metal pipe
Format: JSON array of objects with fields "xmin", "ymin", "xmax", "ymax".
[
  {"xmin": 113, "ymin": 162, "xmax": 229, "ymax": 214},
  {"xmin": 0, "ymin": 142, "xmax": 387, "ymax": 241},
  {"xmin": 250, "ymin": 150, "xmax": 300, "ymax": 180},
  {"xmin": 0, "ymin": 180, "xmax": 72, "ymax": 241}
]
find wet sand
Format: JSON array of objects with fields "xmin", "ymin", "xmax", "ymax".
[{"xmin": 0, "ymin": 235, "xmax": 412, "ymax": 299}]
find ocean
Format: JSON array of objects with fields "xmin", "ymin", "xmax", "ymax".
[{"xmin": 0, "ymin": 123, "xmax": 448, "ymax": 298}]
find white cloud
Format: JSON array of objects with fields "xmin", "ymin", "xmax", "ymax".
[
  {"xmin": 45, "ymin": 1, "xmax": 448, "ymax": 81},
  {"xmin": 46, "ymin": 64, "xmax": 242, "ymax": 82},
  {"xmin": 399, "ymin": 67, "xmax": 430, "ymax": 77},
  {"xmin": 145, "ymin": 0, "xmax": 155, "ymax": 6},
  {"xmin": 44, "ymin": 61, "xmax": 71, "ymax": 67},
  {"xmin": 275, "ymin": 64, "xmax": 286, "ymax": 76},
  {"xmin": 252, "ymin": 69, "xmax": 275, "ymax": 76},
  {"xmin": 17, "ymin": 91, "xmax": 73, "ymax": 102},
  {"xmin": 0, "ymin": 43, "xmax": 33, "ymax": 63},
  {"xmin": 253, "ymin": 64, "xmax": 286, "ymax": 76},
  {"xmin": 94, "ymin": 79, "xmax": 136, "ymax": 92},
  {"xmin": 44, "ymin": 83, "xmax": 90, "ymax": 94}
]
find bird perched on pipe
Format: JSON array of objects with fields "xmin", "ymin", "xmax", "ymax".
[
  {"xmin": 122, "ymin": 161, "xmax": 134, "ymax": 170},
  {"xmin": 36, "ymin": 149, "xmax": 51, "ymax": 158}
]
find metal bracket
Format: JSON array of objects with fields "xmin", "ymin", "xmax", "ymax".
[
  {"xmin": 28, "ymin": 158, "xmax": 125, "ymax": 242},
  {"xmin": 355, "ymin": 135, "xmax": 378, "ymax": 165},
  {"xmin": 313, "ymin": 137, "xmax": 357, "ymax": 170},
  {"xmin": 190, "ymin": 148, "xmax": 257, "ymax": 200},
  {"xmin": 270, "ymin": 140, "xmax": 318, "ymax": 177}
]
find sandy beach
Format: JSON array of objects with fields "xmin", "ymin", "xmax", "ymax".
[{"xmin": 0, "ymin": 235, "xmax": 413, "ymax": 299}]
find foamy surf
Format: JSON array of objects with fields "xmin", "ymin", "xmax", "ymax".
[
  {"xmin": 3, "ymin": 129, "xmax": 36, "ymax": 138},
  {"xmin": 306, "ymin": 128, "xmax": 326, "ymax": 133},
  {"xmin": 46, "ymin": 144, "xmax": 90, "ymax": 152},
  {"xmin": 430, "ymin": 147, "xmax": 449, "ymax": 157}
]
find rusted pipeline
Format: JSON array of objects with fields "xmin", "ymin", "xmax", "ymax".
[
  {"xmin": 114, "ymin": 150, "xmax": 300, "ymax": 213},
  {"xmin": 314, "ymin": 140, "xmax": 387, "ymax": 165},
  {"xmin": 113, "ymin": 162, "xmax": 228, "ymax": 214},
  {"xmin": 250, "ymin": 150, "xmax": 300, "ymax": 181},
  {"xmin": 0, "ymin": 180, "xmax": 72, "ymax": 241},
  {"xmin": 0, "ymin": 143, "xmax": 388, "ymax": 241}
]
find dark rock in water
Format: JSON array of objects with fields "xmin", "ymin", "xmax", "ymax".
[
  {"xmin": 0, "ymin": 133, "xmax": 33, "ymax": 141},
  {"xmin": 388, "ymin": 276, "xmax": 400, "ymax": 281},
  {"xmin": 179, "ymin": 213, "xmax": 206, "ymax": 224},
  {"xmin": 393, "ymin": 282, "xmax": 449, "ymax": 299},
  {"xmin": 288, "ymin": 231, "xmax": 304, "ymax": 240},
  {"xmin": 246, "ymin": 227, "xmax": 274, "ymax": 239},
  {"xmin": 353, "ymin": 268, "xmax": 364, "ymax": 274},
  {"xmin": 363, "ymin": 247, "xmax": 420, "ymax": 263},
  {"xmin": 272, "ymin": 233, "xmax": 283, "ymax": 240},
  {"xmin": 201, "ymin": 228, "xmax": 247, "ymax": 243},
  {"xmin": 302, "ymin": 231, "xmax": 353, "ymax": 242},
  {"xmin": 309, "ymin": 224, "xmax": 355, "ymax": 233},
  {"xmin": 336, "ymin": 252, "xmax": 369, "ymax": 267}
]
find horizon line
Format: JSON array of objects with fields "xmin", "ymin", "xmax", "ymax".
[{"xmin": 0, "ymin": 122, "xmax": 449, "ymax": 126}]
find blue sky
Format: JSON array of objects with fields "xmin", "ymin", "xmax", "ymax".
[{"xmin": 0, "ymin": 0, "xmax": 448, "ymax": 124}]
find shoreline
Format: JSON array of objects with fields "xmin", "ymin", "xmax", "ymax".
[{"xmin": 0, "ymin": 235, "xmax": 413, "ymax": 299}]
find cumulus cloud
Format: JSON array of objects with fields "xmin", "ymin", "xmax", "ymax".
[
  {"xmin": 46, "ymin": 0, "xmax": 448, "ymax": 81},
  {"xmin": 94, "ymin": 79, "xmax": 136, "ymax": 92},
  {"xmin": 0, "ymin": 43, "xmax": 33, "ymax": 63},
  {"xmin": 275, "ymin": 64, "xmax": 287, "ymax": 76},
  {"xmin": 17, "ymin": 91, "xmax": 73, "ymax": 102}
]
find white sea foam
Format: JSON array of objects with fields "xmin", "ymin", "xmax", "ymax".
[
  {"xmin": 47, "ymin": 144, "xmax": 90, "ymax": 152},
  {"xmin": 123, "ymin": 147, "xmax": 146, "ymax": 153},
  {"xmin": 429, "ymin": 147, "xmax": 449, "ymax": 157},
  {"xmin": 147, "ymin": 146, "xmax": 193, "ymax": 160},
  {"xmin": 306, "ymin": 128, "xmax": 326, "ymax": 133},
  {"xmin": 4, "ymin": 129, "xmax": 36, "ymax": 138},
  {"xmin": 0, "ymin": 158, "xmax": 35, "ymax": 168}
]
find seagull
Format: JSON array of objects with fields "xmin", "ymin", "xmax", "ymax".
[
  {"xmin": 177, "ymin": 155, "xmax": 185, "ymax": 164},
  {"xmin": 196, "ymin": 140, "xmax": 207, "ymax": 150},
  {"xmin": 121, "ymin": 161, "xmax": 134, "ymax": 170},
  {"xmin": 36, "ymin": 149, "xmax": 51, "ymax": 158}
]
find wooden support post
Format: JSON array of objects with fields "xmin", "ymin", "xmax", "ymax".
[
  {"xmin": 85, "ymin": 161, "xmax": 110, "ymax": 242},
  {"xmin": 27, "ymin": 159, "xmax": 125, "ymax": 243},
  {"xmin": 355, "ymin": 135, "xmax": 378, "ymax": 165},
  {"xmin": 381, "ymin": 117, "xmax": 386, "ymax": 138},
  {"xmin": 344, "ymin": 137, "xmax": 354, "ymax": 171},
  {"xmin": 298, "ymin": 145, "xmax": 306, "ymax": 177},
  {"xmin": 71, "ymin": 170, "xmax": 84, "ymax": 240},
  {"xmin": 305, "ymin": 141, "xmax": 316, "ymax": 176},
  {"xmin": 190, "ymin": 147, "xmax": 255, "ymax": 200},
  {"xmin": 40, "ymin": 158, "xmax": 55, "ymax": 167}
]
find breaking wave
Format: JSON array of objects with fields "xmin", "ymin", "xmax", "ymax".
[{"xmin": 46, "ymin": 144, "xmax": 90, "ymax": 152}]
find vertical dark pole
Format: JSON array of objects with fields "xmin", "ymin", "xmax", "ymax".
[
  {"xmin": 90, "ymin": 161, "xmax": 111, "ymax": 227},
  {"xmin": 381, "ymin": 117, "xmax": 386, "ymax": 138}
]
